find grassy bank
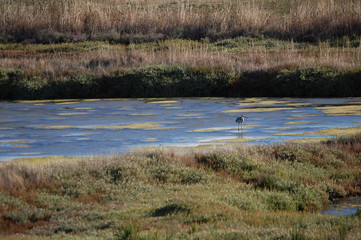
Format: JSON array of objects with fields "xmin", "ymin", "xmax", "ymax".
[
  {"xmin": 1, "ymin": 134, "xmax": 361, "ymax": 239},
  {"xmin": 1, "ymin": 65, "xmax": 361, "ymax": 100}
]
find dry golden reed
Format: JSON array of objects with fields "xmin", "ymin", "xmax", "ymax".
[{"xmin": 1, "ymin": 0, "xmax": 361, "ymax": 42}]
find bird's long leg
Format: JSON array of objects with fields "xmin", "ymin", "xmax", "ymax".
[{"xmin": 238, "ymin": 123, "xmax": 240, "ymax": 132}]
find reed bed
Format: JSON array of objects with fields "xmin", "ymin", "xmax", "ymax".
[
  {"xmin": 1, "ymin": 0, "xmax": 361, "ymax": 43},
  {"xmin": 1, "ymin": 39, "xmax": 361, "ymax": 79}
]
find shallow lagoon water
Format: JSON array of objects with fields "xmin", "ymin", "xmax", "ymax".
[
  {"xmin": 1, "ymin": 97, "xmax": 361, "ymax": 161},
  {"xmin": 321, "ymin": 197, "xmax": 361, "ymax": 216}
]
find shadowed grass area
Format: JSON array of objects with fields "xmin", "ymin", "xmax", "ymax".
[
  {"xmin": 1, "ymin": 134, "xmax": 361, "ymax": 239},
  {"xmin": 1, "ymin": 65, "xmax": 361, "ymax": 100}
]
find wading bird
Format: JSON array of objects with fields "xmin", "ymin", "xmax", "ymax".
[{"xmin": 235, "ymin": 115, "xmax": 247, "ymax": 132}]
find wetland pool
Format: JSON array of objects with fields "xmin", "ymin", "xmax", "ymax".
[{"xmin": 1, "ymin": 97, "xmax": 361, "ymax": 161}]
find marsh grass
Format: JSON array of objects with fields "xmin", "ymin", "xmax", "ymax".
[
  {"xmin": 1, "ymin": 1, "xmax": 361, "ymax": 99},
  {"xmin": 1, "ymin": 0, "xmax": 361, "ymax": 43},
  {"xmin": 1, "ymin": 134, "xmax": 361, "ymax": 238}
]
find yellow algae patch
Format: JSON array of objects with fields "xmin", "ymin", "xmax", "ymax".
[
  {"xmin": 177, "ymin": 114, "xmax": 200, "ymax": 117},
  {"xmin": 148, "ymin": 100, "xmax": 179, "ymax": 104},
  {"xmin": 54, "ymin": 101, "xmax": 80, "ymax": 105},
  {"xmin": 73, "ymin": 107, "xmax": 92, "ymax": 110},
  {"xmin": 193, "ymin": 127, "xmax": 230, "ymax": 132},
  {"xmin": 82, "ymin": 122, "xmax": 164, "ymax": 130},
  {"xmin": 292, "ymin": 114, "xmax": 318, "ymax": 118},
  {"xmin": 131, "ymin": 113, "xmax": 157, "ymax": 116},
  {"xmin": 159, "ymin": 104, "xmax": 174, "ymax": 106},
  {"xmin": 202, "ymin": 137, "xmax": 256, "ymax": 143},
  {"xmin": 165, "ymin": 107, "xmax": 183, "ymax": 109},
  {"xmin": 315, "ymin": 105, "xmax": 361, "ymax": 116},
  {"xmin": 118, "ymin": 107, "xmax": 133, "ymax": 111},
  {"xmin": 306, "ymin": 126, "xmax": 361, "ymax": 136},
  {"xmin": 82, "ymin": 98, "xmax": 129, "ymax": 101},
  {"xmin": 199, "ymin": 97, "xmax": 224, "ymax": 99},
  {"xmin": 58, "ymin": 112, "xmax": 89, "ymax": 116},
  {"xmin": 274, "ymin": 132, "xmax": 305, "ymax": 136},
  {"xmin": 285, "ymin": 121, "xmax": 313, "ymax": 125},
  {"xmin": 21, "ymin": 152, "xmax": 42, "ymax": 156},
  {"xmin": 221, "ymin": 107, "xmax": 294, "ymax": 113},
  {"xmin": 291, "ymin": 111, "xmax": 304, "ymax": 113},
  {"xmin": 235, "ymin": 98, "xmax": 292, "ymax": 106},
  {"xmin": 16, "ymin": 99, "xmax": 79, "ymax": 104},
  {"xmin": 0, "ymin": 140, "xmax": 29, "ymax": 145},
  {"xmin": 11, "ymin": 144, "xmax": 30, "ymax": 148},
  {"xmin": 286, "ymin": 102, "xmax": 312, "ymax": 106},
  {"xmin": 41, "ymin": 125, "xmax": 75, "ymax": 129},
  {"xmin": 144, "ymin": 138, "xmax": 158, "ymax": 142}
]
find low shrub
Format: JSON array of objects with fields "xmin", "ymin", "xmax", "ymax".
[{"xmin": 1, "ymin": 66, "xmax": 361, "ymax": 100}]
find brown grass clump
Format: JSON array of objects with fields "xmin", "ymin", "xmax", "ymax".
[{"xmin": 0, "ymin": 164, "xmax": 57, "ymax": 196}]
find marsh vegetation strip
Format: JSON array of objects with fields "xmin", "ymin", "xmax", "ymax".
[
  {"xmin": 1, "ymin": 135, "xmax": 361, "ymax": 238},
  {"xmin": 1, "ymin": 98, "xmax": 361, "ymax": 161}
]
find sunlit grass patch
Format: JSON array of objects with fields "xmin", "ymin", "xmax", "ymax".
[
  {"xmin": 306, "ymin": 126, "xmax": 361, "ymax": 136},
  {"xmin": 221, "ymin": 107, "xmax": 295, "ymax": 113},
  {"xmin": 315, "ymin": 105, "xmax": 361, "ymax": 116},
  {"xmin": 7, "ymin": 155, "xmax": 87, "ymax": 165}
]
